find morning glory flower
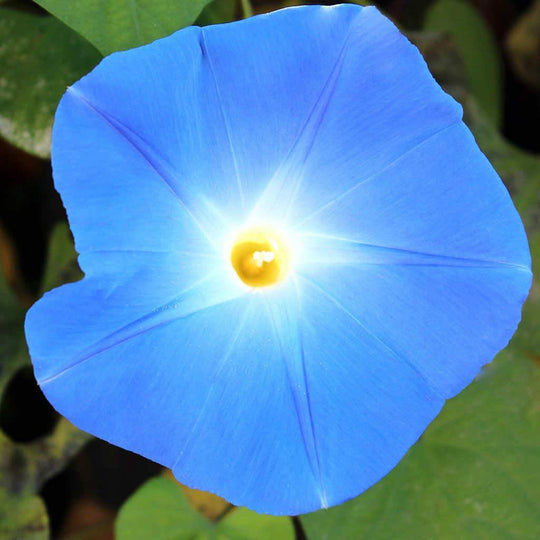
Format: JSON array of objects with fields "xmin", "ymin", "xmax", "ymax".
[{"xmin": 25, "ymin": 4, "xmax": 531, "ymax": 515}]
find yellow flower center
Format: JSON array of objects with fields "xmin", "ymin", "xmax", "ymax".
[{"xmin": 230, "ymin": 227, "xmax": 290, "ymax": 288}]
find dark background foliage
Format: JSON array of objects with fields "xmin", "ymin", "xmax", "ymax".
[{"xmin": 0, "ymin": 0, "xmax": 538, "ymax": 538}]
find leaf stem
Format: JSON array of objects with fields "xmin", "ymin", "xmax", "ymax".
[
  {"xmin": 214, "ymin": 503, "xmax": 235, "ymax": 522},
  {"xmin": 241, "ymin": 0, "xmax": 253, "ymax": 18},
  {"xmin": 292, "ymin": 516, "xmax": 308, "ymax": 540}
]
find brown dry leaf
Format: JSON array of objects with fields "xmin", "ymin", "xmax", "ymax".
[
  {"xmin": 60, "ymin": 498, "xmax": 115, "ymax": 540},
  {"xmin": 506, "ymin": 0, "xmax": 540, "ymax": 89},
  {"xmin": 162, "ymin": 469, "xmax": 231, "ymax": 521}
]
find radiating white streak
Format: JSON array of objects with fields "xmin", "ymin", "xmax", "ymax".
[
  {"xmin": 295, "ymin": 231, "xmax": 531, "ymax": 271},
  {"xmin": 262, "ymin": 287, "xmax": 328, "ymax": 508},
  {"xmin": 200, "ymin": 28, "xmax": 246, "ymax": 212},
  {"xmin": 84, "ymin": 249, "xmax": 222, "ymax": 259},
  {"xmin": 246, "ymin": 14, "xmax": 362, "ymax": 226},
  {"xmin": 292, "ymin": 123, "xmax": 460, "ymax": 231},
  {"xmin": 38, "ymin": 271, "xmax": 248, "ymax": 386},
  {"xmin": 298, "ymin": 273, "xmax": 437, "ymax": 397},
  {"xmin": 194, "ymin": 194, "xmax": 238, "ymax": 250},
  {"xmin": 67, "ymin": 86, "xmax": 222, "ymax": 254},
  {"xmin": 172, "ymin": 297, "xmax": 254, "ymax": 470}
]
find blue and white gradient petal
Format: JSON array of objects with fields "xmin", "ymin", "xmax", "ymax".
[{"xmin": 25, "ymin": 5, "xmax": 532, "ymax": 515}]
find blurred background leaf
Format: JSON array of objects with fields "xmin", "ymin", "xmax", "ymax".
[
  {"xmin": 0, "ymin": 227, "xmax": 27, "ymax": 400},
  {"xmin": 197, "ymin": 0, "xmax": 239, "ymax": 26},
  {"xmin": 0, "ymin": 419, "xmax": 91, "ymax": 539},
  {"xmin": 241, "ymin": 0, "xmax": 254, "ymax": 17},
  {"xmin": 0, "ymin": 223, "xmax": 88, "ymax": 539},
  {"xmin": 0, "ymin": 221, "xmax": 80, "ymax": 397},
  {"xmin": 424, "ymin": 0, "xmax": 503, "ymax": 127},
  {"xmin": 176, "ymin": 473, "xmax": 232, "ymax": 521},
  {"xmin": 115, "ymin": 475, "xmax": 295, "ymax": 540},
  {"xmin": 0, "ymin": 488, "xmax": 48, "ymax": 540},
  {"xmin": 506, "ymin": 0, "xmax": 540, "ymax": 90},
  {"xmin": 34, "ymin": 0, "xmax": 214, "ymax": 55},
  {"xmin": 0, "ymin": 7, "xmax": 100, "ymax": 158},
  {"xmin": 38, "ymin": 223, "xmax": 81, "ymax": 295}
]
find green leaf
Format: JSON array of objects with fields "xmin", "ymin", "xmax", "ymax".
[
  {"xmin": 506, "ymin": 0, "xmax": 540, "ymax": 90},
  {"xmin": 424, "ymin": 0, "xmax": 502, "ymax": 127},
  {"xmin": 0, "ymin": 222, "xmax": 80, "ymax": 395},
  {"xmin": 0, "ymin": 8, "xmax": 100, "ymax": 157},
  {"xmin": 39, "ymin": 222, "xmax": 81, "ymax": 295},
  {"xmin": 197, "ymin": 0, "xmax": 238, "ymax": 26},
  {"xmin": 0, "ymin": 228, "xmax": 26, "ymax": 395},
  {"xmin": 35, "ymin": 0, "xmax": 214, "ymax": 56},
  {"xmin": 219, "ymin": 507, "xmax": 293, "ymax": 540},
  {"xmin": 116, "ymin": 476, "xmax": 294, "ymax": 540},
  {"xmin": 302, "ymin": 351, "xmax": 540, "ymax": 539},
  {"xmin": 0, "ymin": 491, "xmax": 48, "ymax": 540},
  {"xmin": 116, "ymin": 477, "xmax": 209, "ymax": 539}
]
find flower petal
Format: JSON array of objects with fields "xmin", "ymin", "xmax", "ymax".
[
  {"xmin": 25, "ymin": 263, "xmax": 247, "ymax": 468},
  {"xmin": 297, "ymin": 123, "xmax": 530, "ymax": 267},
  {"xmin": 26, "ymin": 252, "xmax": 244, "ymax": 382},
  {"xmin": 197, "ymin": 4, "xmax": 370, "ymax": 210},
  {"xmin": 251, "ymin": 7, "xmax": 461, "ymax": 223},
  {"xmin": 298, "ymin": 263, "xmax": 531, "ymax": 400},
  {"xmin": 173, "ymin": 280, "xmax": 441, "ymax": 514},
  {"xmin": 52, "ymin": 88, "xmax": 218, "ymax": 274},
  {"xmin": 27, "ymin": 283, "xmax": 334, "ymax": 514},
  {"xmin": 262, "ymin": 280, "xmax": 445, "ymax": 510},
  {"xmin": 65, "ymin": 5, "xmax": 443, "ymax": 231},
  {"xmin": 295, "ymin": 121, "xmax": 531, "ymax": 399},
  {"xmin": 25, "ymin": 3, "xmax": 532, "ymax": 517}
]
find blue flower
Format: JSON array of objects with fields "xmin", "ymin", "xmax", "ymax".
[{"xmin": 25, "ymin": 5, "xmax": 531, "ymax": 515}]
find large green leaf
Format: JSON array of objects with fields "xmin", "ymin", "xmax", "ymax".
[
  {"xmin": 116, "ymin": 476, "xmax": 294, "ymax": 540},
  {"xmin": 0, "ymin": 8, "xmax": 100, "ymax": 157},
  {"xmin": 424, "ymin": 0, "xmax": 503, "ymax": 127},
  {"xmin": 302, "ymin": 350, "xmax": 540, "ymax": 539},
  {"xmin": 34, "ymin": 0, "xmax": 213, "ymax": 55},
  {"xmin": 197, "ymin": 0, "xmax": 238, "ymax": 26}
]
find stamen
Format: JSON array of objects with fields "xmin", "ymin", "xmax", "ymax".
[{"xmin": 230, "ymin": 227, "xmax": 289, "ymax": 288}]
